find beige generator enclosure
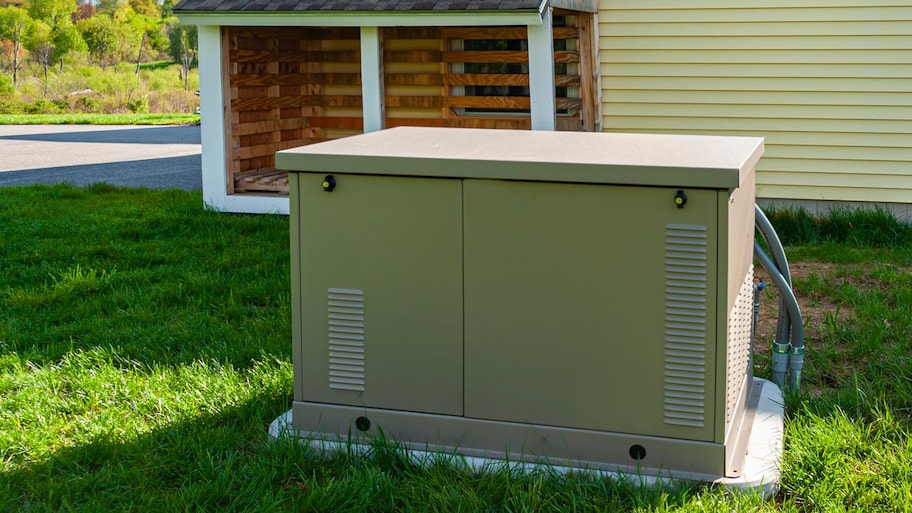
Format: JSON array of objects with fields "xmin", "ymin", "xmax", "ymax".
[{"xmin": 273, "ymin": 127, "xmax": 783, "ymax": 490}]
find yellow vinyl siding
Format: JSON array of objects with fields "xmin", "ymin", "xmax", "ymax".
[
  {"xmin": 599, "ymin": 1, "xmax": 912, "ymax": 203},
  {"xmin": 604, "ymin": 7, "xmax": 912, "ymax": 23}
]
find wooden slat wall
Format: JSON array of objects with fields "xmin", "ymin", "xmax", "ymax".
[
  {"xmin": 226, "ymin": 26, "xmax": 361, "ymax": 194},
  {"xmin": 439, "ymin": 19, "xmax": 584, "ymax": 130},
  {"xmin": 384, "ymin": 22, "xmax": 587, "ymax": 131},
  {"xmin": 383, "ymin": 27, "xmax": 446, "ymax": 126},
  {"xmin": 224, "ymin": 16, "xmax": 595, "ymax": 195}
]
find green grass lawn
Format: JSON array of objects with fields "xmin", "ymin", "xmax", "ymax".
[
  {"xmin": 0, "ymin": 114, "xmax": 200, "ymax": 125},
  {"xmin": 0, "ymin": 185, "xmax": 910, "ymax": 511}
]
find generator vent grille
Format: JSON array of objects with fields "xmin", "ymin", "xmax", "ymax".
[
  {"xmin": 663, "ymin": 224, "xmax": 708, "ymax": 428},
  {"xmin": 327, "ymin": 288, "xmax": 365, "ymax": 391},
  {"xmin": 726, "ymin": 269, "xmax": 755, "ymax": 427}
]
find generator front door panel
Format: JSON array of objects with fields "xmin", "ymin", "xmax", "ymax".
[
  {"xmin": 463, "ymin": 179, "xmax": 719, "ymax": 441},
  {"xmin": 293, "ymin": 172, "xmax": 464, "ymax": 416}
]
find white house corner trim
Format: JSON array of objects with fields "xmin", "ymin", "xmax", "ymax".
[
  {"xmin": 360, "ymin": 26, "xmax": 385, "ymax": 133},
  {"xmin": 528, "ymin": 7, "xmax": 556, "ymax": 131},
  {"xmin": 197, "ymin": 25, "xmax": 230, "ymax": 211}
]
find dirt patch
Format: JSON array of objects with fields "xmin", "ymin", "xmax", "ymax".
[
  {"xmin": 753, "ymin": 261, "xmax": 879, "ymax": 393},
  {"xmin": 757, "ymin": 263, "xmax": 850, "ymax": 341},
  {"xmin": 755, "ymin": 262, "xmax": 850, "ymax": 348}
]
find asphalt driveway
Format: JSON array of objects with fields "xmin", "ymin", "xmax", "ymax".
[{"xmin": 0, "ymin": 125, "xmax": 202, "ymax": 191}]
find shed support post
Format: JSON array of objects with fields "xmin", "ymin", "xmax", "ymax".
[
  {"xmin": 198, "ymin": 24, "xmax": 228, "ymax": 208},
  {"xmin": 578, "ymin": 12, "xmax": 601, "ymax": 132},
  {"xmin": 360, "ymin": 26, "xmax": 386, "ymax": 133},
  {"xmin": 528, "ymin": 8, "xmax": 556, "ymax": 131}
]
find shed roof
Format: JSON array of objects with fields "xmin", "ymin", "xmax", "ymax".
[{"xmin": 172, "ymin": 0, "xmax": 544, "ymax": 12}]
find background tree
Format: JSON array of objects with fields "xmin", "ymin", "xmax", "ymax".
[
  {"xmin": 167, "ymin": 20, "xmax": 196, "ymax": 91},
  {"xmin": 71, "ymin": 1, "xmax": 95, "ymax": 23},
  {"xmin": 78, "ymin": 14, "xmax": 117, "ymax": 69},
  {"xmin": 28, "ymin": 0, "xmax": 80, "ymax": 75},
  {"xmin": 115, "ymin": 7, "xmax": 143, "ymax": 65},
  {"xmin": 159, "ymin": 0, "xmax": 178, "ymax": 17},
  {"xmin": 96, "ymin": 0, "xmax": 129, "ymax": 18},
  {"xmin": 25, "ymin": 19, "xmax": 54, "ymax": 95},
  {"xmin": 52, "ymin": 21, "xmax": 86, "ymax": 71},
  {"xmin": 1, "ymin": 0, "xmax": 197, "ymax": 114},
  {"xmin": 27, "ymin": 0, "xmax": 77, "ymax": 32},
  {"xmin": 99, "ymin": 0, "xmax": 149, "ymax": 67},
  {"xmin": 128, "ymin": 0, "xmax": 168, "ymax": 68},
  {"xmin": 129, "ymin": 0, "xmax": 159, "ymax": 18},
  {"xmin": 125, "ymin": 9, "xmax": 150, "ymax": 74},
  {"xmin": 0, "ymin": 6, "xmax": 33, "ymax": 86},
  {"xmin": 146, "ymin": 16, "xmax": 168, "ymax": 56}
]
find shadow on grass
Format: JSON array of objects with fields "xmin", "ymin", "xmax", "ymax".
[
  {"xmin": 0, "ymin": 393, "xmax": 708, "ymax": 512},
  {"xmin": 0, "ymin": 390, "xmax": 297, "ymax": 511},
  {"xmin": 0, "ymin": 184, "xmax": 290, "ymax": 371}
]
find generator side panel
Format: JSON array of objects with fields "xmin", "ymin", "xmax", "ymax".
[
  {"xmin": 292, "ymin": 172, "xmax": 464, "ymax": 416},
  {"xmin": 725, "ymin": 178, "xmax": 757, "ymax": 314},
  {"xmin": 290, "ymin": 173, "xmax": 305, "ymax": 403},
  {"xmin": 463, "ymin": 180, "xmax": 719, "ymax": 442},
  {"xmin": 715, "ymin": 173, "xmax": 757, "ymax": 443},
  {"xmin": 719, "ymin": 170, "xmax": 759, "ymax": 473}
]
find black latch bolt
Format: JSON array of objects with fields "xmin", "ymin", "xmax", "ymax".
[
  {"xmin": 674, "ymin": 190, "xmax": 687, "ymax": 208},
  {"xmin": 322, "ymin": 175, "xmax": 336, "ymax": 192}
]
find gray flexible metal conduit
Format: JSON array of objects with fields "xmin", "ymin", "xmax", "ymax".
[
  {"xmin": 752, "ymin": 243, "xmax": 804, "ymax": 343},
  {"xmin": 755, "ymin": 206, "xmax": 791, "ymax": 389},
  {"xmin": 754, "ymin": 206, "xmax": 793, "ymax": 388},
  {"xmin": 753, "ymin": 205, "xmax": 806, "ymax": 391},
  {"xmin": 755, "ymin": 206, "xmax": 792, "ymax": 286},
  {"xmin": 754, "ymin": 242, "xmax": 787, "ymax": 390}
]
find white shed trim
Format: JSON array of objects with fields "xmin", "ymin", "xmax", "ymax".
[
  {"xmin": 360, "ymin": 26, "xmax": 386, "ymax": 133},
  {"xmin": 528, "ymin": 7, "xmax": 557, "ymax": 130},
  {"xmin": 198, "ymin": 25, "xmax": 230, "ymax": 212}
]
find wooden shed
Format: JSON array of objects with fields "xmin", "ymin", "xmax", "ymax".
[
  {"xmin": 174, "ymin": 0, "xmax": 600, "ymax": 214},
  {"xmin": 178, "ymin": 0, "xmax": 912, "ymax": 216}
]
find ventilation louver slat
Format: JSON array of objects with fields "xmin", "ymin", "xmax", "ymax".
[
  {"xmin": 663, "ymin": 225, "xmax": 708, "ymax": 428},
  {"xmin": 327, "ymin": 288, "xmax": 365, "ymax": 391}
]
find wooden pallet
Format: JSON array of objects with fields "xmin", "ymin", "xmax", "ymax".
[{"xmin": 234, "ymin": 169, "xmax": 290, "ymax": 195}]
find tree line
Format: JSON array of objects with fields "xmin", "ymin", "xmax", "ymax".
[{"xmin": 0, "ymin": 0, "xmax": 197, "ymax": 90}]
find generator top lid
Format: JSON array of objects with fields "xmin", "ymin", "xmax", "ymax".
[{"xmin": 276, "ymin": 127, "xmax": 763, "ymax": 189}]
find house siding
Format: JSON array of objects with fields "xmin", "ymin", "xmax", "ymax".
[{"xmin": 598, "ymin": 1, "xmax": 912, "ymax": 203}]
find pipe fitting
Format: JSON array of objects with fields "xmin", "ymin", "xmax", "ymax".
[
  {"xmin": 788, "ymin": 345, "xmax": 805, "ymax": 392},
  {"xmin": 755, "ymin": 233, "xmax": 804, "ymax": 392},
  {"xmin": 771, "ymin": 342, "xmax": 790, "ymax": 390}
]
